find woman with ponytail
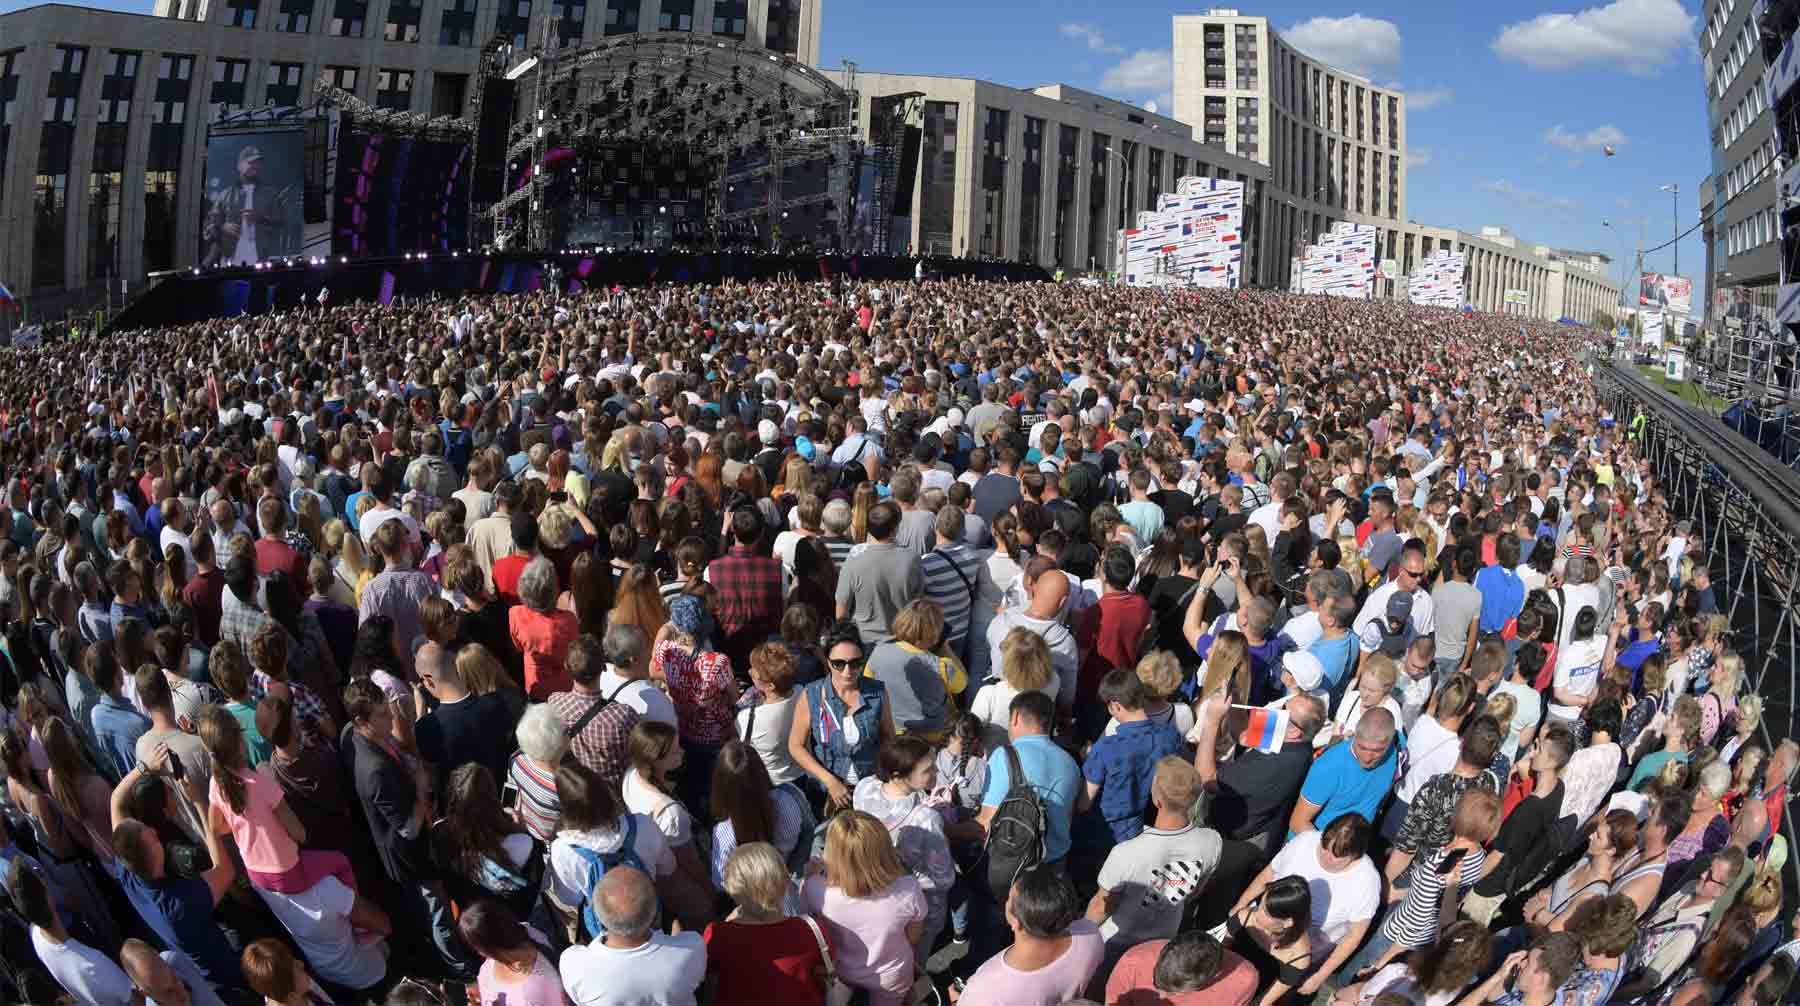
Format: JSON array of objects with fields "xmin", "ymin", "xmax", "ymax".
[{"xmin": 199, "ymin": 705, "xmax": 355, "ymax": 895}]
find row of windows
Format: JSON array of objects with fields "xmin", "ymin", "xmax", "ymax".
[
  {"xmin": 1704, "ymin": 0, "xmax": 1744, "ymax": 54},
  {"xmin": 1711, "ymin": 17, "xmax": 1758, "ymax": 100},
  {"xmin": 1724, "ymin": 136, "xmax": 1776, "ymax": 199},
  {"xmin": 1727, "ymin": 206, "xmax": 1776, "ymax": 257},
  {"xmin": 1722, "ymin": 70, "xmax": 1767, "ymax": 147}
]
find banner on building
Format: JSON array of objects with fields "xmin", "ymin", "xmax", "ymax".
[
  {"xmin": 1503, "ymin": 288, "xmax": 1530, "ymax": 307},
  {"xmin": 1406, "ymin": 249, "xmax": 1465, "ymax": 309},
  {"xmin": 1639, "ymin": 273, "xmax": 1693, "ymax": 315},
  {"xmin": 1300, "ymin": 222, "xmax": 1377, "ymax": 299},
  {"xmin": 1118, "ymin": 176, "xmax": 1245, "ymax": 289},
  {"xmin": 1642, "ymin": 310, "xmax": 1665, "ymax": 348}
]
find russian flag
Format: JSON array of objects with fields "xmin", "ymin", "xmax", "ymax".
[
  {"xmin": 1239, "ymin": 706, "xmax": 1290, "ymax": 753},
  {"xmin": 0, "ymin": 280, "xmax": 14, "ymax": 310}
]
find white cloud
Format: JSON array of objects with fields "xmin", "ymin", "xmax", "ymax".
[
  {"xmin": 1059, "ymin": 23, "xmax": 1125, "ymax": 55},
  {"xmin": 1407, "ymin": 87, "xmax": 1453, "ymax": 111},
  {"xmin": 1544, "ymin": 123, "xmax": 1628, "ymax": 153},
  {"xmin": 1492, "ymin": 0, "xmax": 1695, "ymax": 75},
  {"xmin": 1486, "ymin": 179, "xmax": 1582, "ymax": 212},
  {"xmin": 1282, "ymin": 15, "xmax": 1402, "ymax": 77},
  {"xmin": 1100, "ymin": 49, "xmax": 1173, "ymax": 95},
  {"xmin": 1407, "ymin": 148, "xmax": 1433, "ymax": 169}
]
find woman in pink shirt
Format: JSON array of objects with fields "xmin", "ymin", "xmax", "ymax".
[
  {"xmin": 199, "ymin": 705, "xmax": 354, "ymax": 894},
  {"xmin": 458, "ymin": 899, "xmax": 569, "ymax": 1006},
  {"xmin": 801, "ymin": 811, "xmax": 927, "ymax": 1006}
]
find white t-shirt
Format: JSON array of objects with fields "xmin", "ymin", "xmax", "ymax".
[
  {"xmin": 597, "ymin": 670, "xmax": 680, "ymax": 729},
  {"xmin": 1396, "ymin": 715, "xmax": 1462, "ymax": 803},
  {"xmin": 1547, "ymin": 635, "xmax": 1606, "ymax": 722},
  {"xmin": 1095, "ymin": 824, "xmax": 1223, "ymax": 951},
  {"xmin": 1550, "ymin": 583, "xmax": 1601, "ymax": 652},
  {"xmin": 1353, "ymin": 582, "xmax": 1437, "ymax": 640},
  {"xmin": 561, "ymin": 931, "xmax": 707, "ymax": 1006},
  {"xmin": 254, "ymin": 876, "xmax": 388, "ymax": 991},
  {"xmin": 970, "ymin": 676, "xmax": 1060, "ymax": 751},
  {"xmin": 734, "ymin": 693, "xmax": 803, "ymax": 785},
  {"xmin": 621, "ymin": 768, "xmax": 693, "ymax": 848},
  {"xmin": 1490, "ymin": 680, "xmax": 1543, "ymax": 761},
  {"xmin": 549, "ymin": 817, "xmax": 677, "ymax": 907},
  {"xmin": 1268, "ymin": 829, "xmax": 1381, "ymax": 948},
  {"xmin": 33, "ymin": 929, "xmax": 135, "ymax": 1006}
]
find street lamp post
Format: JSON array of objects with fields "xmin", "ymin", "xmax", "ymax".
[{"xmin": 1659, "ymin": 183, "xmax": 1679, "ymax": 276}]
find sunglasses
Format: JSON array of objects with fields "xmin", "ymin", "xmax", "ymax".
[{"xmin": 828, "ymin": 657, "xmax": 863, "ymax": 671}]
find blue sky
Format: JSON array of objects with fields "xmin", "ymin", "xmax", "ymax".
[
  {"xmin": 819, "ymin": 0, "xmax": 1713, "ymax": 293},
  {"xmin": 2, "ymin": 0, "xmax": 1714, "ymax": 291}
]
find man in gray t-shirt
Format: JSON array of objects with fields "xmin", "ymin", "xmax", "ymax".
[
  {"xmin": 835, "ymin": 501, "xmax": 922, "ymax": 646},
  {"xmin": 1092, "ymin": 759, "xmax": 1223, "ymax": 957},
  {"xmin": 1430, "ymin": 546, "xmax": 1485, "ymax": 674}
]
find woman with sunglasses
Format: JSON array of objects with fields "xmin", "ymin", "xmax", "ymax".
[{"xmin": 787, "ymin": 620, "xmax": 896, "ymax": 813}]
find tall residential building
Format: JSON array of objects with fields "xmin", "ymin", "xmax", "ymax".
[
  {"xmin": 1702, "ymin": 0, "xmax": 1779, "ymax": 323},
  {"xmin": 1172, "ymin": 9, "xmax": 1408, "ymax": 294},
  {"xmin": 0, "ymin": 0, "xmax": 822, "ymax": 309}
]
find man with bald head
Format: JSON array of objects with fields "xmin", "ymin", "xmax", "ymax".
[
  {"xmin": 560, "ymin": 866, "xmax": 706, "ymax": 1006},
  {"xmin": 120, "ymin": 939, "xmax": 226, "ymax": 1006},
  {"xmin": 1195, "ymin": 692, "xmax": 1325, "ymax": 853},
  {"xmin": 984, "ymin": 554, "xmax": 1079, "ymax": 713},
  {"xmin": 1290, "ymin": 707, "xmax": 1399, "ymax": 837}
]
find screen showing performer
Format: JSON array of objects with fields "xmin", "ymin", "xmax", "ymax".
[{"xmin": 202, "ymin": 130, "xmax": 305, "ymax": 267}]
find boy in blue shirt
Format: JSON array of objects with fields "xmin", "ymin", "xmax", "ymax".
[{"xmin": 1080, "ymin": 667, "xmax": 1185, "ymax": 844}]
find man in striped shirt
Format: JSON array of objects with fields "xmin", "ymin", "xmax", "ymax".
[{"xmin": 922, "ymin": 506, "xmax": 983, "ymax": 663}]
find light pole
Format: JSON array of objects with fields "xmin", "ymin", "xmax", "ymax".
[
  {"xmin": 1659, "ymin": 183, "xmax": 1679, "ymax": 276},
  {"xmin": 1103, "ymin": 146, "xmax": 1129, "ymax": 273}
]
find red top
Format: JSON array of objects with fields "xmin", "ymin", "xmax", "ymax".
[
  {"xmin": 181, "ymin": 569, "xmax": 227, "ymax": 646},
  {"xmin": 702, "ymin": 917, "xmax": 831, "ymax": 1006},
  {"xmin": 1074, "ymin": 591, "xmax": 1153, "ymax": 705},
  {"xmin": 492, "ymin": 553, "xmax": 529, "ymax": 605},
  {"xmin": 509, "ymin": 606, "xmax": 579, "ymax": 700},
  {"xmin": 254, "ymin": 537, "xmax": 310, "ymax": 593},
  {"xmin": 1105, "ymin": 940, "xmax": 1258, "ymax": 1006}
]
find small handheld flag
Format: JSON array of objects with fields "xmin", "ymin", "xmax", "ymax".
[
  {"xmin": 1237, "ymin": 705, "xmax": 1290, "ymax": 754},
  {"xmin": 0, "ymin": 280, "xmax": 16, "ymax": 310}
]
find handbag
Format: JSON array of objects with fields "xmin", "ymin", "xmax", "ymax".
[{"xmin": 800, "ymin": 913, "xmax": 859, "ymax": 1006}]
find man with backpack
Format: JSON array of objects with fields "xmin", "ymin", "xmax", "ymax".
[{"xmin": 956, "ymin": 691, "xmax": 1080, "ymax": 986}]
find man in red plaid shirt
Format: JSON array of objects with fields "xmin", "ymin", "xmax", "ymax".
[{"xmin": 706, "ymin": 507, "xmax": 787, "ymax": 673}]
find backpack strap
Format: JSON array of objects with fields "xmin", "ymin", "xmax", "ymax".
[
  {"xmin": 566, "ymin": 685, "xmax": 629, "ymax": 745},
  {"xmin": 930, "ymin": 546, "xmax": 977, "ymax": 601}
]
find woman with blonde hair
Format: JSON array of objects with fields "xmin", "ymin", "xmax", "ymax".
[
  {"xmin": 1700, "ymin": 651, "xmax": 1744, "ymax": 746},
  {"xmin": 1103, "ymin": 650, "xmax": 1195, "ymax": 739},
  {"xmin": 321, "ymin": 518, "xmax": 368, "ymax": 608},
  {"xmin": 801, "ymin": 809, "xmax": 928, "ymax": 1006},
  {"xmin": 1721, "ymin": 694, "xmax": 1764, "ymax": 765},
  {"xmin": 849, "ymin": 482, "xmax": 878, "ymax": 544},
  {"xmin": 968, "ymin": 626, "xmax": 1057, "ymax": 748},
  {"xmin": 864, "ymin": 599, "xmax": 966, "ymax": 743},
  {"xmin": 704, "ymin": 842, "xmax": 834, "ymax": 1006}
]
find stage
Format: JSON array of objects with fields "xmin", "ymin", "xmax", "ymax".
[{"xmin": 113, "ymin": 251, "xmax": 1049, "ymax": 331}]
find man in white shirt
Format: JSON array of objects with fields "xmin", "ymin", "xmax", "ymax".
[
  {"xmin": 13, "ymin": 861, "xmax": 135, "ymax": 1006},
  {"xmin": 1246, "ymin": 471, "xmax": 1295, "ymax": 544},
  {"xmin": 562, "ymin": 866, "xmax": 706, "ymax": 1006},
  {"xmin": 599, "ymin": 623, "xmax": 678, "ymax": 727},
  {"xmin": 1088, "ymin": 758, "xmax": 1223, "ymax": 963},
  {"xmin": 159, "ymin": 498, "xmax": 198, "ymax": 577},
  {"xmin": 1353, "ymin": 549, "xmax": 1435, "ymax": 649}
]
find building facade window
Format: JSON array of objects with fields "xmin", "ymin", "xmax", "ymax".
[
  {"xmin": 35, "ymin": 45, "xmax": 86, "ymax": 289},
  {"xmin": 89, "ymin": 50, "xmax": 138, "ymax": 282},
  {"xmin": 327, "ymin": 0, "xmax": 366, "ymax": 37},
  {"xmin": 0, "ymin": 50, "xmax": 19, "ymax": 208},
  {"xmin": 273, "ymin": 0, "xmax": 312, "ymax": 31},
  {"xmin": 711, "ymin": 0, "xmax": 747, "ymax": 37},
  {"xmin": 1054, "ymin": 124, "xmax": 1079, "ymax": 267},
  {"xmin": 765, "ymin": 0, "xmax": 800, "ymax": 54},
  {"xmin": 1146, "ymin": 146, "xmax": 1164, "ymax": 209},
  {"xmin": 266, "ymin": 61, "xmax": 303, "ymax": 106},
  {"xmin": 438, "ymin": 0, "xmax": 476, "ymax": 45},
  {"xmin": 383, "ymin": 0, "xmax": 421, "ymax": 43},
  {"xmin": 1088, "ymin": 130, "xmax": 1110, "ymax": 269},
  {"xmin": 431, "ymin": 72, "xmax": 467, "ymax": 117},
  {"xmin": 210, "ymin": 57, "xmax": 249, "ymax": 120},
  {"xmin": 225, "ymin": 0, "xmax": 260, "ymax": 28},
  {"xmin": 979, "ymin": 107, "xmax": 1009, "ymax": 258},
  {"xmin": 657, "ymin": 0, "xmax": 694, "ymax": 31},
  {"xmin": 1018, "ymin": 115, "xmax": 1044, "ymax": 264},
  {"xmin": 321, "ymin": 64, "xmax": 358, "ymax": 94},
  {"xmin": 375, "ymin": 68, "xmax": 413, "ymax": 110},
  {"xmin": 600, "ymin": 0, "xmax": 635, "ymax": 36},
  {"xmin": 919, "ymin": 100, "xmax": 959, "ymax": 255}
]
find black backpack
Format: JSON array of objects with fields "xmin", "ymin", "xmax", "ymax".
[{"xmin": 982, "ymin": 743, "xmax": 1046, "ymax": 902}]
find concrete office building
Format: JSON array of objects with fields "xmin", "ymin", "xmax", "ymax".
[
  {"xmin": 0, "ymin": 0, "xmax": 821, "ymax": 310},
  {"xmin": 1172, "ymin": 9, "xmax": 1407, "ymax": 295},
  {"xmin": 1700, "ymin": 0, "xmax": 1780, "ymax": 322},
  {"xmin": 840, "ymin": 73, "xmax": 1274, "ymax": 280}
]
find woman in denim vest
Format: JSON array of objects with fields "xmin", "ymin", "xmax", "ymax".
[{"xmin": 788, "ymin": 621, "xmax": 895, "ymax": 813}]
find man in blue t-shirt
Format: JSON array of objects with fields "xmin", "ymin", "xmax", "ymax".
[
  {"xmin": 1291, "ymin": 708, "xmax": 1399, "ymax": 836},
  {"xmin": 110, "ymin": 806, "xmax": 245, "ymax": 994}
]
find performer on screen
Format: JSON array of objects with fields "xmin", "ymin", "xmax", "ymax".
[{"xmin": 204, "ymin": 144, "xmax": 295, "ymax": 266}]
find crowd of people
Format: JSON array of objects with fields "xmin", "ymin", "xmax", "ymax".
[{"xmin": 0, "ymin": 274, "xmax": 1791, "ymax": 1006}]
